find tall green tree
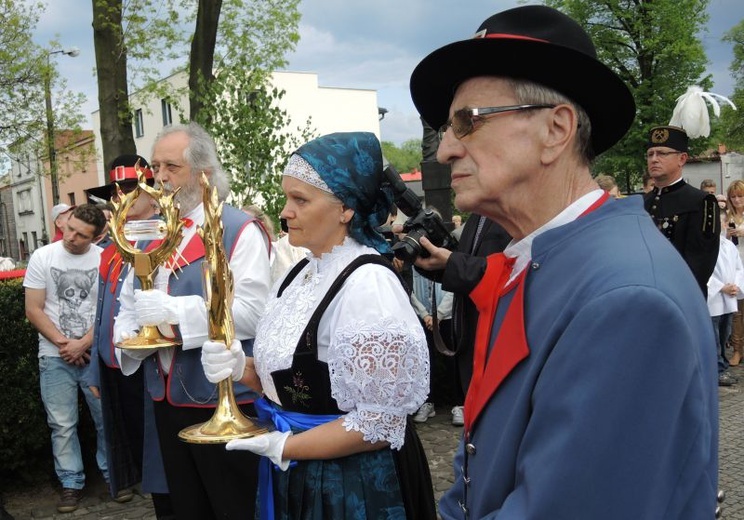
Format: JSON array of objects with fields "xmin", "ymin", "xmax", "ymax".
[
  {"xmin": 719, "ymin": 19, "xmax": 744, "ymax": 150},
  {"xmin": 546, "ymin": 0, "xmax": 711, "ymax": 191},
  {"xmin": 382, "ymin": 139, "xmax": 423, "ymax": 173},
  {"xmin": 92, "ymin": 0, "xmax": 186, "ymax": 168},
  {"xmin": 93, "ymin": 0, "xmax": 307, "ymax": 214},
  {"xmin": 92, "ymin": 0, "xmax": 136, "ymax": 169},
  {"xmin": 0, "ymin": 1, "xmax": 84, "ymax": 160},
  {"xmin": 191, "ymin": 0, "xmax": 310, "ymax": 224}
]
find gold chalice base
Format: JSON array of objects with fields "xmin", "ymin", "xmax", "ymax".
[
  {"xmin": 178, "ymin": 413, "xmax": 269, "ymax": 444},
  {"xmin": 116, "ymin": 325, "xmax": 182, "ymax": 350}
]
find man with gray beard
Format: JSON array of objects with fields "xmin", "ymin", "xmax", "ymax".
[{"xmin": 113, "ymin": 122, "xmax": 271, "ymax": 520}]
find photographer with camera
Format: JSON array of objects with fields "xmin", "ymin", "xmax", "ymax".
[
  {"xmin": 413, "ymin": 215, "xmax": 510, "ymax": 401},
  {"xmin": 382, "ymin": 165, "xmax": 511, "ymax": 425}
]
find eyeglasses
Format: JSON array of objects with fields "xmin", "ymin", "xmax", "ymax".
[
  {"xmin": 645, "ymin": 150, "xmax": 682, "ymax": 160},
  {"xmin": 151, "ymin": 162, "xmax": 185, "ymax": 174},
  {"xmin": 438, "ymin": 104, "xmax": 556, "ymax": 141}
]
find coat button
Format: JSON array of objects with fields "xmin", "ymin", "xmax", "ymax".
[
  {"xmin": 466, "ymin": 443, "xmax": 476, "ymax": 455},
  {"xmin": 531, "ymin": 262, "xmax": 540, "ymax": 270}
]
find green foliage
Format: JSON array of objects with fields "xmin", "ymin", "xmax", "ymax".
[
  {"xmin": 719, "ymin": 20, "xmax": 744, "ymax": 150},
  {"xmin": 546, "ymin": 0, "xmax": 712, "ymax": 182},
  {"xmin": 197, "ymin": 69, "xmax": 316, "ymax": 230},
  {"xmin": 0, "ymin": 0, "xmax": 86, "ymax": 159},
  {"xmin": 0, "ymin": 278, "xmax": 52, "ymax": 485},
  {"xmin": 381, "ymin": 139, "xmax": 423, "ymax": 173},
  {"xmin": 191, "ymin": 0, "xmax": 312, "ymax": 230}
]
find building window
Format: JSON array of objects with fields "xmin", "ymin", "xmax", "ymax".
[
  {"xmin": 134, "ymin": 109, "xmax": 144, "ymax": 138},
  {"xmin": 31, "ymin": 231, "xmax": 38, "ymax": 250},
  {"xmin": 161, "ymin": 99, "xmax": 173, "ymax": 127},
  {"xmin": 18, "ymin": 189, "xmax": 33, "ymax": 214},
  {"xmin": 21, "ymin": 233, "xmax": 28, "ymax": 260},
  {"xmin": 68, "ymin": 193, "xmax": 76, "ymax": 206}
]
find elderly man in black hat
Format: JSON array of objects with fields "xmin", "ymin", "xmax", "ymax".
[
  {"xmin": 644, "ymin": 125, "xmax": 720, "ymax": 296},
  {"xmin": 410, "ymin": 5, "xmax": 717, "ymax": 519},
  {"xmin": 84, "ymin": 155, "xmax": 174, "ymax": 518}
]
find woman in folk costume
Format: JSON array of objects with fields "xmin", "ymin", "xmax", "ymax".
[{"xmin": 201, "ymin": 132, "xmax": 436, "ymax": 519}]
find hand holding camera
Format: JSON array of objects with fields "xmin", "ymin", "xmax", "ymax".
[{"xmin": 381, "ymin": 164, "xmax": 458, "ymax": 263}]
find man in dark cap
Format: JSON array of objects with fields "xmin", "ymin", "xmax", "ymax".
[
  {"xmin": 410, "ymin": 5, "xmax": 717, "ymax": 519},
  {"xmin": 644, "ymin": 125, "xmax": 720, "ymax": 296},
  {"xmin": 84, "ymin": 155, "xmax": 174, "ymax": 518}
]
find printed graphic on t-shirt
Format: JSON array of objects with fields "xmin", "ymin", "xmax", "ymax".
[{"xmin": 51, "ymin": 267, "xmax": 97, "ymax": 339}]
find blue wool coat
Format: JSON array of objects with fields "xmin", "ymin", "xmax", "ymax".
[{"xmin": 439, "ymin": 196, "xmax": 718, "ymax": 519}]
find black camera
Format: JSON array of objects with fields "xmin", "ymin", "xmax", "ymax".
[{"xmin": 382, "ymin": 164, "xmax": 458, "ymax": 263}]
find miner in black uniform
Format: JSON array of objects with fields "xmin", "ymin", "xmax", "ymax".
[{"xmin": 644, "ymin": 125, "xmax": 720, "ymax": 297}]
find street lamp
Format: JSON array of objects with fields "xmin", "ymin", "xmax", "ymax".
[{"xmin": 44, "ymin": 47, "xmax": 79, "ymax": 205}]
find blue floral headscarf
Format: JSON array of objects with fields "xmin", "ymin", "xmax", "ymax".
[{"xmin": 290, "ymin": 132, "xmax": 394, "ymax": 254}]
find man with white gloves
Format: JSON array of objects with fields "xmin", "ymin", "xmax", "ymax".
[{"xmin": 113, "ymin": 122, "xmax": 271, "ymax": 520}]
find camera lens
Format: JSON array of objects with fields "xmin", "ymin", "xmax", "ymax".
[{"xmin": 391, "ymin": 228, "xmax": 429, "ymax": 263}]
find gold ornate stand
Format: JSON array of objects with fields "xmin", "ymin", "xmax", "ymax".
[
  {"xmin": 109, "ymin": 169, "xmax": 184, "ymax": 350},
  {"xmin": 178, "ymin": 174, "xmax": 268, "ymax": 443}
]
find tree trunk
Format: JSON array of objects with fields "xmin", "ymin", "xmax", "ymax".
[
  {"xmin": 92, "ymin": 0, "xmax": 136, "ymax": 171},
  {"xmin": 189, "ymin": 0, "xmax": 223, "ymax": 124}
]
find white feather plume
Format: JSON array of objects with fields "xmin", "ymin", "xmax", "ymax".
[{"xmin": 669, "ymin": 85, "xmax": 737, "ymax": 139}]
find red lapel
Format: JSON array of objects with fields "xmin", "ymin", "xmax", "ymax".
[
  {"xmin": 141, "ymin": 232, "xmax": 205, "ymax": 270},
  {"xmin": 174, "ymin": 233, "xmax": 205, "ymax": 268},
  {"xmin": 99, "ymin": 243, "xmax": 120, "ymax": 282},
  {"xmin": 464, "ymin": 270, "xmax": 529, "ymax": 437}
]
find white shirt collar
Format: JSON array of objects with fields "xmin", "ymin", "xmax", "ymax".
[{"xmin": 504, "ymin": 189, "xmax": 605, "ymax": 284}]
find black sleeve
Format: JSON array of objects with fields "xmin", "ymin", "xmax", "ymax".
[
  {"xmin": 683, "ymin": 193, "xmax": 720, "ymax": 296},
  {"xmin": 441, "ymin": 252, "xmax": 488, "ymax": 294}
]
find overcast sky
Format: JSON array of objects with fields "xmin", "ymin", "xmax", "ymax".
[{"xmin": 34, "ymin": 0, "xmax": 742, "ymax": 145}]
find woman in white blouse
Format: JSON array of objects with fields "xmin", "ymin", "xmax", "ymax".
[{"xmin": 201, "ymin": 132, "xmax": 435, "ymax": 519}]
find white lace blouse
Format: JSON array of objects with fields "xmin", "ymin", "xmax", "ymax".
[{"xmin": 253, "ymin": 238, "xmax": 430, "ymax": 450}]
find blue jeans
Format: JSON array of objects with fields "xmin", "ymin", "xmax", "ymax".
[
  {"xmin": 712, "ymin": 314, "xmax": 733, "ymax": 375},
  {"xmin": 39, "ymin": 356, "xmax": 108, "ymax": 489}
]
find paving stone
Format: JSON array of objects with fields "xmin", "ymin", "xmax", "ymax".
[{"xmin": 6, "ymin": 387, "xmax": 743, "ymax": 519}]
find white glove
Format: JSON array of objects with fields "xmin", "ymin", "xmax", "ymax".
[
  {"xmin": 226, "ymin": 430, "xmax": 292, "ymax": 471},
  {"xmin": 134, "ymin": 289, "xmax": 179, "ymax": 327},
  {"xmin": 201, "ymin": 339, "xmax": 246, "ymax": 383}
]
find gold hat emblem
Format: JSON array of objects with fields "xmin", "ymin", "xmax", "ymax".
[{"xmin": 651, "ymin": 128, "xmax": 669, "ymax": 144}]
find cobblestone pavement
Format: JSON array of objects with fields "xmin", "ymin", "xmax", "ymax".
[{"xmin": 5, "ymin": 381, "xmax": 744, "ymax": 519}]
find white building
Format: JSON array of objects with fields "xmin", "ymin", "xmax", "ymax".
[
  {"xmin": 683, "ymin": 149, "xmax": 744, "ymax": 195},
  {"xmin": 91, "ymin": 70, "xmax": 381, "ymax": 184},
  {"xmin": 8, "ymin": 146, "xmax": 46, "ymax": 260},
  {"xmin": 6, "ymin": 70, "xmax": 380, "ymax": 261}
]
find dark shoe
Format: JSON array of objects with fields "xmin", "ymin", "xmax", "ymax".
[
  {"xmin": 719, "ymin": 372, "xmax": 737, "ymax": 386},
  {"xmin": 57, "ymin": 488, "xmax": 83, "ymax": 513},
  {"xmin": 113, "ymin": 488, "xmax": 134, "ymax": 503}
]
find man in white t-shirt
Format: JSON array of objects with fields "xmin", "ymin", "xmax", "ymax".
[{"xmin": 24, "ymin": 204, "xmax": 108, "ymax": 513}]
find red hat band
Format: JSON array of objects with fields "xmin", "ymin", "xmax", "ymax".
[
  {"xmin": 475, "ymin": 32, "xmax": 548, "ymax": 44},
  {"xmin": 110, "ymin": 165, "xmax": 154, "ymax": 183}
]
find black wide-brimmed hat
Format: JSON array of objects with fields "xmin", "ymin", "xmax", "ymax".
[
  {"xmin": 410, "ymin": 5, "xmax": 636, "ymax": 155},
  {"xmin": 86, "ymin": 154, "xmax": 154, "ymax": 201}
]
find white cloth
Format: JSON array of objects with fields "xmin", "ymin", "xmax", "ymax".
[
  {"xmin": 114, "ymin": 203, "xmax": 271, "ymax": 375},
  {"xmin": 707, "ymin": 235, "xmax": 744, "ymax": 316},
  {"xmin": 23, "ymin": 241, "xmax": 102, "ymax": 357},
  {"xmin": 254, "ymin": 238, "xmax": 429, "ymax": 450},
  {"xmin": 504, "ymin": 189, "xmax": 606, "ymax": 284}
]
